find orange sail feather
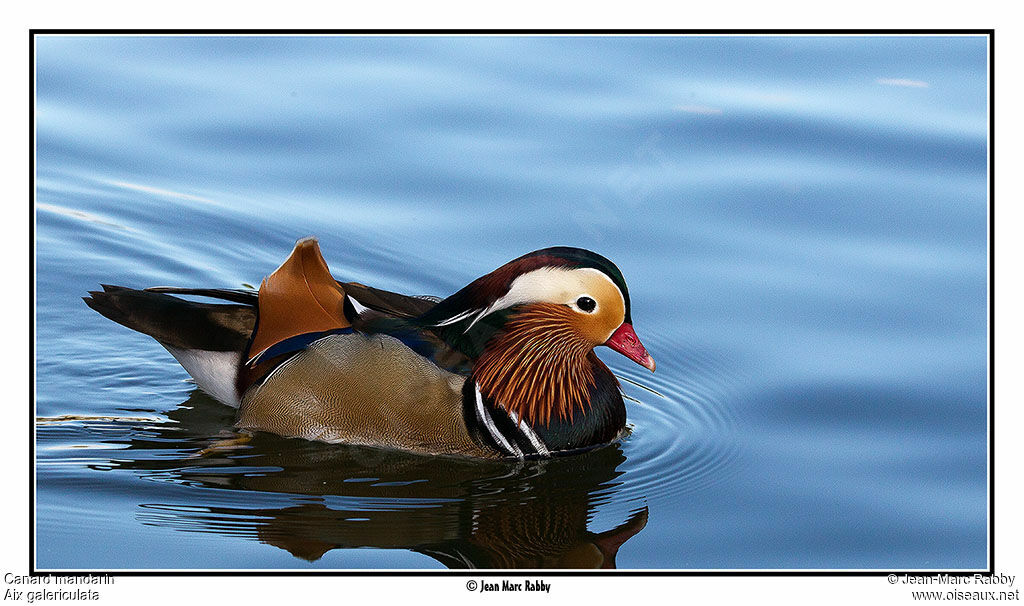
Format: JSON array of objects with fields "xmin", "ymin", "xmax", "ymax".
[{"xmin": 247, "ymin": 238, "xmax": 350, "ymax": 362}]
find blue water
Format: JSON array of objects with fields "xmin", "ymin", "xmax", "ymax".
[{"xmin": 34, "ymin": 34, "xmax": 989, "ymax": 570}]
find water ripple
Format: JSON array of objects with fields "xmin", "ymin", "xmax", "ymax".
[{"xmin": 605, "ymin": 329, "xmax": 750, "ymax": 505}]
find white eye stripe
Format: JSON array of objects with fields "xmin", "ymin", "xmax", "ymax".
[
  {"xmin": 490, "ymin": 267, "xmax": 622, "ymax": 316},
  {"xmin": 433, "ymin": 267, "xmax": 625, "ymax": 332}
]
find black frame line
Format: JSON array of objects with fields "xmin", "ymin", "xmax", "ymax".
[
  {"xmin": 29, "ymin": 28, "xmax": 36, "ymax": 581},
  {"xmin": 29, "ymin": 28, "xmax": 994, "ymax": 34},
  {"xmin": 28, "ymin": 28, "xmax": 996, "ymax": 578}
]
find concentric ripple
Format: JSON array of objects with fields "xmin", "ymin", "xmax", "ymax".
[{"xmin": 604, "ymin": 328, "xmax": 750, "ymax": 509}]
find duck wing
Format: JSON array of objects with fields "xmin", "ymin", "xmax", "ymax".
[
  {"xmin": 144, "ymin": 287, "xmax": 258, "ymax": 306},
  {"xmin": 339, "ymin": 281, "xmax": 439, "ymax": 318}
]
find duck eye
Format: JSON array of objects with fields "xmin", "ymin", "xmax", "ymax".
[{"xmin": 576, "ymin": 296, "xmax": 597, "ymax": 313}]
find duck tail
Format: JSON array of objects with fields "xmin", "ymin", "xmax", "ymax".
[
  {"xmin": 84, "ymin": 285, "xmax": 256, "ymax": 352},
  {"xmin": 84, "ymin": 285, "xmax": 257, "ymax": 407}
]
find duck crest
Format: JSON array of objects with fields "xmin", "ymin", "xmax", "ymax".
[{"xmin": 473, "ymin": 304, "xmax": 596, "ymax": 427}]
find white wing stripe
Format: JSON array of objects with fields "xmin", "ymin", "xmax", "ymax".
[
  {"xmin": 506, "ymin": 408, "xmax": 550, "ymax": 456},
  {"xmin": 474, "ymin": 384, "xmax": 523, "ymax": 458},
  {"xmin": 433, "ymin": 308, "xmax": 480, "ymax": 327},
  {"xmin": 346, "ymin": 294, "xmax": 371, "ymax": 315}
]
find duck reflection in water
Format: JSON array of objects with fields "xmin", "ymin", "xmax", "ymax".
[{"xmin": 108, "ymin": 391, "xmax": 649, "ymax": 569}]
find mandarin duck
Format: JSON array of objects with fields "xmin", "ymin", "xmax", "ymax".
[{"xmin": 84, "ymin": 238, "xmax": 655, "ymax": 459}]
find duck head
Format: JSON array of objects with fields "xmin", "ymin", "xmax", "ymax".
[{"xmin": 421, "ymin": 247, "xmax": 654, "ymax": 426}]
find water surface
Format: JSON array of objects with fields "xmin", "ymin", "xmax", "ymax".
[{"xmin": 34, "ymin": 34, "xmax": 989, "ymax": 570}]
